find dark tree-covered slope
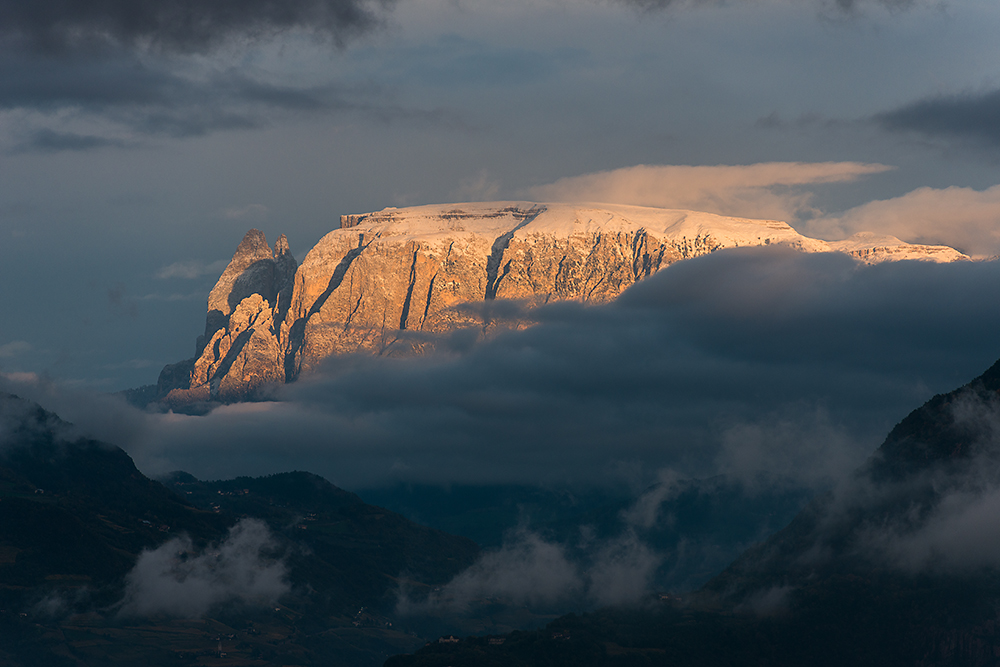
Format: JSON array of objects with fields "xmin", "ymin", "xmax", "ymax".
[{"xmin": 0, "ymin": 393, "xmax": 480, "ymax": 667}]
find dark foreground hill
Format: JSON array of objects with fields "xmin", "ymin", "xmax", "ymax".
[
  {"xmin": 0, "ymin": 393, "xmax": 479, "ymax": 667},
  {"xmin": 386, "ymin": 357, "xmax": 1000, "ymax": 667}
]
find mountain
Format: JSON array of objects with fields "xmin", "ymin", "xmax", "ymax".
[
  {"xmin": 0, "ymin": 393, "xmax": 225, "ymax": 602},
  {"xmin": 0, "ymin": 393, "xmax": 479, "ymax": 666},
  {"xmin": 703, "ymin": 355, "xmax": 1000, "ymax": 605},
  {"xmin": 138, "ymin": 201, "xmax": 967, "ymax": 409},
  {"xmin": 384, "ymin": 356, "xmax": 1000, "ymax": 666}
]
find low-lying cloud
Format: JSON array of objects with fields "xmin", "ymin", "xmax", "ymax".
[
  {"xmin": 865, "ymin": 487, "xmax": 1000, "ymax": 572},
  {"xmin": 735, "ymin": 388, "xmax": 1000, "ymax": 583},
  {"xmin": 527, "ymin": 162, "xmax": 892, "ymax": 222},
  {"xmin": 118, "ymin": 518, "xmax": 288, "ymax": 618},
  {"xmin": 716, "ymin": 409, "xmax": 859, "ymax": 491},
  {"xmin": 398, "ymin": 527, "xmax": 661, "ymax": 614},
  {"xmin": 400, "ymin": 530, "xmax": 583, "ymax": 612},
  {"xmin": 854, "ymin": 391, "xmax": 1000, "ymax": 573}
]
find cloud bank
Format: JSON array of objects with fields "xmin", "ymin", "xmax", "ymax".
[
  {"xmin": 119, "ymin": 518, "xmax": 288, "ymax": 618},
  {"xmin": 876, "ymin": 88, "xmax": 1000, "ymax": 147},
  {"xmin": 32, "ymin": 247, "xmax": 987, "ymax": 493},
  {"xmin": 527, "ymin": 162, "xmax": 892, "ymax": 222}
]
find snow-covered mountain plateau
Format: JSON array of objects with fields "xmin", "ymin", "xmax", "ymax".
[{"xmin": 149, "ymin": 202, "xmax": 968, "ymax": 407}]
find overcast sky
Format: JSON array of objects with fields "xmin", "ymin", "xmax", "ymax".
[{"xmin": 2, "ymin": 0, "xmax": 1000, "ymax": 501}]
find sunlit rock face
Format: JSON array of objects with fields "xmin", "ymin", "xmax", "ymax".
[
  {"xmin": 155, "ymin": 202, "xmax": 969, "ymax": 407},
  {"xmin": 283, "ymin": 202, "xmax": 830, "ymax": 376},
  {"xmin": 163, "ymin": 230, "xmax": 296, "ymax": 406}
]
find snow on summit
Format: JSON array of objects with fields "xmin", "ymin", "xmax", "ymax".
[{"xmin": 334, "ymin": 201, "xmax": 964, "ymax": 262}]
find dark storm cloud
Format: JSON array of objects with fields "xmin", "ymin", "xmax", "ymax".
[
  {"xmin": 74, "ymin": 247, "xmax": 1000, "ymax": 492},
  {"xmin": 0, "ymin": 0, "xmax": 455, "ymax": 148},
  {"xmin": 0, "ymin": 47, "xmax": 449, "ymax": 147},
  {"xmin": 875, "ymin": 88, "xmax": 1000, "ymax": 145},
  {"xmin": 16, "ymin": 129, "xmax": 129, "ymax": 152},
  {"xmin": 0, "ymin": 0, "xmax": 397, "ymax": 56},
  {"xmin": 11, "ymin": 247, "xmax": 1000, "ymax": 491},
  {"xmin": 845, "ymin": 391, "xmax": 1000, "ymax": 573}
]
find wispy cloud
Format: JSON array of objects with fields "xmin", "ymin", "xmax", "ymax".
[
  {"xmin": 80, "ymin": 248, "xmax": 1000, "ymax": 493},
  {"xmin": 398, "ymin": 527, "xmax": 660, "ymax": 614},
  {"xmin": 222, "ymin": 204, "xmax": 270, "ymax": 222},
  {"xmin": 156, "ymin": 259, "xmax": 229, "ymax": 280},
  {"xmin": 0, "ymin": 341, "xmax": 32, "ymax": 359},
  {"xmin": 805, "ymin": 184, "xmax": 1000, "ymax": 258},
  {"xmin": 527, "ymin": 162, "xmax": 892, "ymax": 222},
  {"xmin": 0, "ymin": 41, "xmax": 457, "ymax": 150},
  {"xmin": 616, "ymin": 0, "xmax": 919, "ymax": 12},
  {"xmin": 450, "ymin": 169, "xmax": 500, "ymax": 203},
  {"xmin": 0, "ymin": 0, "xmax": 398, "ymax": 56}
]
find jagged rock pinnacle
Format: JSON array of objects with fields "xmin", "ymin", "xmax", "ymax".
[
  {"xmin": 274, "ymin": 234, "xmax": 291, "ymax": 258},
  {"xmin": 163, "ymin": 229, "xmax": 296, "ymax": 409}
]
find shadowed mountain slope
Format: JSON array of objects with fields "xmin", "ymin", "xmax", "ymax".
[
  {"xmin": 0, "ymin": 393, "xmax": 479, "ymax": 666},
  {"xmin": 385, "ymin": 356, "xmax": 1000, "ymax": 667}
]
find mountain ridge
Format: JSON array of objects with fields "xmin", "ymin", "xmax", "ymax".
[
  {"xmin": 140, "ymin": 201, "xmax": 969, "ymax": 410},
  {"xmin": 0, "ymin": 393, "xmax": 481, "ymax": 666}
]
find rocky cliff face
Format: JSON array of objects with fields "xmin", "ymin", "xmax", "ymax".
[
  {"xmin": 162, "ymin": 230, "xmax": 296, "ymax": 407},
  {"xmin": 154, "ymin": 202, "xmax": 968, "ymax": 408}
]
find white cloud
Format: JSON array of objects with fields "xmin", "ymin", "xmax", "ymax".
[
  {"xmin": 450, "ymin": 168, "xmax": 501, "ymax": 202},
  {"xmin": 397, "ymin": 527, "xmax": 661, "ymax": 614},
  {"xmin": 527, "ymin": 162, "xmax": 893, "ymax": 222},
  {"xmin": 118, "ymin": 518, "xmax": 288, "ymax": 618},
  {"xmin": 805, "ymin": 184, "xmax": 1000, "ymax": 258},
  {"xmin": 399, "ymin": 529, "xmax": 583, "ymax": 613}
]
